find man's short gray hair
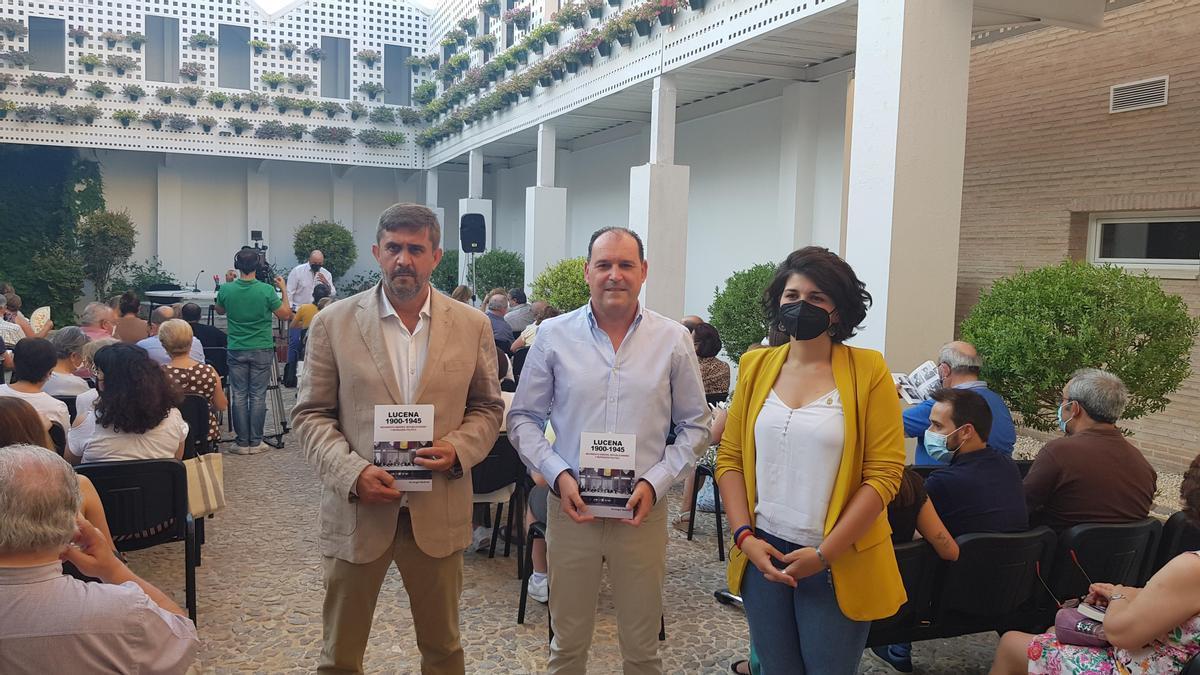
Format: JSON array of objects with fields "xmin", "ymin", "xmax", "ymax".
[
  {"xmin": 49, "ymin": 326, "xmax": 89, "ymax": 360},
  {"xmin": 487, "ymin": 294, "xmax": 507, "ymax": 312},
  {"xmin": 0, "ymin": 444, "xmax": 80, "ymax": 555},
  {"xmin": 1066, "ymin": 368, "xmax": 1128, "ymax": 424},
  {"xmin": 939, "ymin": 342, "xmax": 983, "ymax": 374},
  {"xmin": 81, "ymin": 302, "xmax": 111, "ymax": 327}
]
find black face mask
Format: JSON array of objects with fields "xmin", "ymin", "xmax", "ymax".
[
  {"xmin": 310, "ymin": 263, "xmax": 322, "ymax": 273},
  {"xmin": 777, "ymin": 300, "xmax": 831, "ymax": 341}
]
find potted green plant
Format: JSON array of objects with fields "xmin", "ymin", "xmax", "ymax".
[
  {"xmin": 242, "ymin": 91, "xmax": 268, "ymax": 111},
  {"xmin": 100, "ymin": 30, "xmax": 124, "ymax": 48},
  {"xmin": 632, "ymin": 3, "xmax": 656, "ymax": 36},
  {"xmin": 229, "ymin": 93, "xmax": 244, "ymax": 110},
  {"xmin": 287, "ymin": 73, "xmax": 314, "ymax": 92},
  {"xmin": 122, "ymin": 83, "xmax": 145, "ymax": 102},
  {"xmin": 358, "ymin": 82, "xmax": 385, "ymax": 101},
  {"xmin": 297, "ymin": 98, "xmax": 317, "ymax": 116},
  {"xmin": 0, "ymin": 50, "xmax": 35, "ymax": 68},
  {"xmin": 85, "ymin": 81, "xmax": 112, "ymax": 98},
  {"xmin": 0, "ymin": 73, "xmax": 12, "ymax": 91},
  {"xmin": 227, "ymin": 117, "xmax": 253, "ymax": 136},
  {"xmin": 178, "ymin": 86, "xmax": 205, "ymax": 105},
  {"xmin": 141, "ymin": 109, "xmax": 167, "ymax": 129},
  {"xmin": 286, "ymin": 122, "xmax": 306, "ymax": 139},
  {"xmin": 471, "ymin": 34, "xmax": 496, "ymax": 54},
  {"xmin": 69, "ymin": 26, "xmax": 91, "ymax": 46},
  {"xmin": 127, "ymin": 32, "xmax": 146, "ymax": 51},
  {"xmin": 155, "ymin": 86, "xmax": 177, "ymax": 104},
  {"xmin": 346, "ymin": 100, "xmax": 367, "ymax": 120},
  {"xmin": 497, "ymin": 52, "xmax": 517, "ymax": 72},
  {"xmin": 14, "ymin": 104, "xmax": 43, "ymax": 122},
  {"xmin": 397, "ymin": 106, "xmax": 423, "ymax": 125},
  {"xmin": 47, "ymin": 103, "xmax": 77, "ymax": 124},
  {"xmin": 358, "ymin": 129, "xmax": 406, "ymax": 147},
  {"xmin": 534, "ymin": 63, "xmax": 553, "ymax": 88},
  {"xmin": 305, "ymin": 45, "xmax": 325, "ymax": 61},
  {"xmin": 416, "ymin": 129, "xmax": 435, "ymax": 148},
  {"xmin": 179, "ymin": 62, "xmax": 205, "ymax": 81},
  {"xmin": 447, "ymin": 28, "xmax": 468, "ymax": 47},
  {"xmin": 197, "ymin": 115, "xmax": 216, "ymax": 132},
  {"xmin": 279, "ymin": 41, "xmax": 297, "ymax": 58},
  {"xmin": 188, "ymin": 32, "xmax": 218, "ymax": 49},
  {"xmin": 74, "ymin": 103, "xmax": 101, "ymax": 124},
  {"xmin": 319, "ymin": 100, "xmax": 344, "ymax": 118},
  {"xmin": 166, "ymin": 113, "xmax": 193, "ymax": 131},
  {"xmin": 406, "ymin": 55, "xmax": 425, "ymax": 74},
  {"xmin": 249, "ymin": 39, "xmax": 272, "ymax": 55},
  {"xmin": 273, "ymin": 95, "xmax": 296, "ymax": 113},
  {"xmin": 0, "ymin": 19, "xmax": 28, "ymax": 39},
  {"xmin": 554, "ymin": 2, "xmax": 587, "ymax": 28},
  {"xmin": 260, "ymin": 71, "xmax": 287, "ymax": 90},
  {"xmin": 21, "ymin": 74, "xmax": 52, "ymax": 94},
  {"xmin": 655, "ymin": 0, "xmax": 684, "ymax": 25},
  {"xmin": 458, "ymin": 16, "xmax": 478, "ymax": 36},
  {"xmin": 355, "ymin": 49, "xmax": 380, "ymax": 68},
  {"xmin": 107, "ymin": 55, "xmax": 136, "ymax": 75},
  {"xmin": 51, "ymin": 76, "xmax": 75, "ymax": 96},
  {"xmin": 477, "ymin": 0, "xmax": 500, "ymax": 17},
  {"xmin": 513, "ymin": 45, "xmax": 529, "ymax": 64},
  {"xmin": 586, "ymin": 0, "xmax": 605, "ymax": 18},
  {"xmin": 78, "ymin": 54, "xmax": 103, "ymax": 73},
  {"xmin": 310, "ymin": 125, "xmax": 353, "ymax": 144},
  {"xmin": 206, "ymin": 91, "xmax": 229, "ymax": 108},
  {"xmin": 368, "ymin": 105, "xmax": 396, "ymax": 125},
  {"xmin": 255, "ymin": 119, "xmax": 287, "ymax": 139}
]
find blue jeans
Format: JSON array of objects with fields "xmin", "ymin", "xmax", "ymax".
[
  {"xmin": 741, "ymin": 530, "xmax": 869, "ymax": 675},
  {"xmin": 228, "ymin": 348, "xmax": 274, "ymax": 447}
]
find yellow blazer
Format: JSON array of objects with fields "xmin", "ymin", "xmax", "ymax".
[{"xmin": 715, "ymin": 342, "xmax": 907, "ymax": 621}]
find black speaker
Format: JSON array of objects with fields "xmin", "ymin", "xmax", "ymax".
[{"xmin": 460, "ymin": 213, "xmax": 486, "ymax": 253}]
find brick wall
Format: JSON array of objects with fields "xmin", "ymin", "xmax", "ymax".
[{"xmin": 960, "ymin": 0, "xmax": 1200, "ymax": 472}]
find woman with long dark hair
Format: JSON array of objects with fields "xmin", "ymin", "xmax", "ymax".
[{"xmin": 66, "ymin": 343, "xmax": 187, "ymax": 464}]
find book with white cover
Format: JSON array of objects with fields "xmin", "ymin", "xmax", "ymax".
[
  {"xmin": 893, "ymin": 360, "xmax": 942, "ymax": 405},
  {"xmin": 578, "ymin": 432, "xmax": 637, "ymax": 519},
  {"xmin": 373, "ymin": 404, "xmax": 434, "ymax": 491}
]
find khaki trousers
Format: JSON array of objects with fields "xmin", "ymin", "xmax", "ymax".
[
  {"xmin": 319, "ymin": 510, "xmax": 464, "ymax": 675},
  {"xmin": 545, "ymin": 492, "xmax": 668, "ymax": 675}
]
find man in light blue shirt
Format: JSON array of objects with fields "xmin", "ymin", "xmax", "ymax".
[
  {"xmin": 136, "ymin": 306, "xmax": 205, "ymax": 366},
  {"xmin": 902, "ymin": 341, "xmax": 1016, "ymax": 466},
  {"xmin": 508, "ymin": 227, "xmax": 710, "ymax": 675}
]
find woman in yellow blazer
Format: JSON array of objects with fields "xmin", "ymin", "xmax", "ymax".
[{"xmin": 716, "ymin": 247, "xmax": 906, "ymax": 674}]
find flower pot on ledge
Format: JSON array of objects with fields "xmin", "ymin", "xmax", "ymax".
[
  {"xmin": 546, "ymin": 32, "xmax": 559, "ymax": 46},
  {"xmin": 73, "ymin": 36, "xmax": 85, "ymax": 46},
  {"xmin": 566, "ymin": 61, "xmax": 579, "ymax": 74},
  {"xmin": 83, "ymin": 64, "xmax": 94, "ymax": 73},
  {"xmin": 589, "ymin": 6, "xmax": 603, "ymax": 18},
  {"xmin": 658, "ymin": 9, "xmax": 674, "ymax": 26},
  {"xmin": 530, "ymin": 40, "xmax": 544, "ymax": 54},
  {"xmin": 579, "ymin": 51, "xmax": 594, "ymax": 66},
  {"xmin": 550, "ymin": 66, "xmax": 564, "ymax": 80},
  {"xmin": 514, "ymin": 18, "xmax": 529, "ymax": 30},
  {"xmin": 537, "ymin": 75, "xmax": 552, "ymax": 87},
  {"xmin": 616, "ymin": 31, "xmax": 633, "ymax": 46},
  {"xmin": 597, "ymin": 40, "xmax": 612, "ymax": 57},
  {"xmin": 634, "ymin": 19, "xmax": 652, "ymax": 37}
]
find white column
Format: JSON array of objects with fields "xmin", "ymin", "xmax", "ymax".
[
  {"xmin": 331, "ymin": 165, "xmax": 354, "ymax": 226},
  {"xmin": 526, "ymin": 123, "xmax": 567, "ymax": 291},
  {"xmin": 629, "ymin": 75, "xmax": 689, "ymax": 319},
  {"xmin": 461, "ymin": 150, "xmax": 491, "ymax": 289},
  {"xmin": 843, "ymin": 0, "xmax": 972, "ymax": 370},
  {"xmin": 155, "ymin": 154, "xmax": 183, "ymax": 277},
  {"xmin": 423, "ymin": 167, "xmax": 446, "ymax": 240},
  {"xmin": 246, "ymin": 162, "xmax": 270, "ymax": 247},
  {"xmin": 468, "ymin": 149, "xmax": 484, "ymax": 199}
]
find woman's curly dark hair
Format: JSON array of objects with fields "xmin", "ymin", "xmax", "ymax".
[
  {"xmin": 1182, "ymin": 454, "xmax": 1200, "ymax": 526},
  {"xmin": 761, "ymin": 246, "xmax": 872, "ymax": 344},
  {"xmin": 93, "ymin": 343, "xmax": 181, "ymax": 434}
]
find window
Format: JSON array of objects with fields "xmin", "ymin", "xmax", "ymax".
[
  {"xmin": 145, "ymin": 15, "xmax": 180, "ymax": 82},
  {"xmin": 1089, "ymin": 211, "xmax": 1200, "ymax": 277},
  {"xmin": 383, "ymin": 44, "xmax": 410, "ymax": 105},
  {"xmin": 320, "ymin": 35, "xmax": 350, "ymax": 99},
  {"xmin": 218, "ymin": 24, "xmax": 250, "ymax": 89},
  {"xmin": 28, "ymin": 17, "xmax": 65, "ymax": 73}
]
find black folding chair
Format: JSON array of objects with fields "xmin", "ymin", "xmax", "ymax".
[
  {"xmin": 48, "ymin": 421, "xmax": 67, "ymax": 456},
  {"xmin": 178, "ymin": 394, "xmax": 212, "ymax": 458},
  {"xmin": 1156, "ymin": 511, "xmax": 1200, "ymax": 574},
  {"xmin": 512, "ymin": 347, "xmax": 529, "ymax": 384},
  {"xmin": 75, "ymin": 459, "xmax": 198, "ymax": 623},
  {"xmin": 52, "ymin": 394, "xmax": 78, "ymax": 424},
  {"xmin": 685, "ymin": 463, "xmax": 724, "ymax": 561}
]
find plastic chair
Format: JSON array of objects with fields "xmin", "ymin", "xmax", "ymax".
[
  {"xmin": 52, "ymin": 394, "xmax": 78, "ymax": 424},
  {"xmin": 48, "ymin": 421, "xmax": 67, "ymax": 456},
  {"xmin": 471, "ymin": 435, "xmax": 527, "ymax": 564},
  {"xmin": 705, "ymin": 392, "xmax": 728, "ymax": 407},
  {"xmin": 1155, "ymin": 512, "xmax": 1200, "ymax": 574},
  {"xmin": 75, "ymin": 459, "xmax": 198, "ymax": 623},
  {"xmin": 178, "ymin": 394, "xmax": 212, "ymax": 459},
  {"xmin": 685, "ymin": 463, "xmax": 724, "ymax": 561},
  {"xmin": 1048, "ymin": 519, "xmax": 1162, "ymax": 604}
]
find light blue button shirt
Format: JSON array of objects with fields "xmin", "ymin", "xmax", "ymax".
[
  {"xmin": 507, "ymin": 302, "xmax": 711, "ymax": 501},
  {"xmin": 136, "ymin": 336, "xmax": 206, "ymax": 366}
]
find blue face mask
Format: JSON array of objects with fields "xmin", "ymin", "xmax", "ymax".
[
  {"xmin": 1057, "ymin": 401, "xmax": 1073, "ymax": 434},
  {"xmin": 925, "ymin": 425, "xmax": 963, "ymax": 464}
]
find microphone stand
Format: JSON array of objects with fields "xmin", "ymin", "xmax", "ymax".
[{"xmin": 191, "ymin": 269, "xmax": 205, "ymax": 292}]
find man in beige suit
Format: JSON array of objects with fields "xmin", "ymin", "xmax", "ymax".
[{"xmin": 293, "ymin": 203, "xmax": 504, "ymax": 675}]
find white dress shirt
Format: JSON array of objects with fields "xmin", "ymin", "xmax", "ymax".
[
  {"xmin": 376, "ymin": 285, "xmax": 431, "ymax": 405},
  {"xmin": 287, "ymin": 263, "xmax": 336, "ymax": 307}
]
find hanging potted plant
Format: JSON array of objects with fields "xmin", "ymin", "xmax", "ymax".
[
  {"xmin": 21, "ymin": 74, "xmax": 53, "ymax": 95},
  {"xmin": 368, "ymin": 105, "xmax": 396, "ymax": 125},
  {"xmin": 141, "ymin": 109, "xmax": 167, "ymax": 130},
  {"xmin": 513, "ymin": 45, "xmax": 529, "ymax": 64},
  {"xmin": 355, "ymin": 49, "xmax": 380, "ymax": 68},
  {"xmin": 471, "ymin": 34, "xmax": 496, "ymax": 55},
  {"xmin": 632, "ymin": 3, "xmax": 656, "ymax": 37},
  {"xmin": 188, "ymin": 32, "xmax": 218, "ymax": 49},
  {"xmin": 656, "ymin": 0, "xmax": 684, "ymax": 26},
  {"xmin": 297, "ymin": 98, "xmax": 318, "ymax": 116},
  {"xmin": 68, "ymin": 26, "xmax": 91, "ymax": 47},
  {"xmin": 497, "ymin": 52, "xmax": 517, "ymax": 72},
  {"xmin": 155, "ymin": 86, "xmax": 177, "ymax": 104},
  {"xmin": 586, "ymin": 0, "xmax": 605, "ymax": 19},
  {"xmin": 358, "ymin": 82, "xmax": 385, "ymax": 101},
  {"xmin": 179, "ymin": 85, "xmax": 205, "ymax": 105},
  {"xmin": 84, "ymin": 81, "xmax": 112, "ymax": 98},
  {"xmin": 502, "ymin": 6, "xmax": 532, "ymax": 30},
  {"xmin": 287, "ymin": 73, "xmax": 314, "ymax": 92},
  {"xmin": 573, "ymin": 29, "xmax": 601, "ymax": 64},
  {"xmin": 440, "ymin": 37, "xmax": 457, "ymax": 61},
  {"xmin": 563, "ymin": 51, "xmax": 581, "ymax": 74},
  {"xmin": 206, "ymin": 91, "xmax": 229, "ymax": 109},
  {"xmin": 166, "ymin": 113, "xmax": 194, "ymax": 131},
  {"xmin": 243, "ymin": 91, "xmax": 268, "ymax": 111},
  {"xmin": 0, "ymin": 74, "xmax": 12, "ymax": 91},
  {"xmin": 286, "ymin": 122, "xmax": 306, "ymax": 140},
  {"xmin": 197, "ymin": 115, "xmax": 216, "ymax": 132},
  {"xmin": 107, "ymin": 55, "xmax": 137, "ymax": 75},
  {"xmin": 279, "ymin": 41, "xmax": 297, "ymax": 58},
  {"xmin": 122, "ymin": 83, "xmax": 146, "ymax": 102},
  {"xmin": 318, "ymin": 101, "xmax": 344, "ymax": 118},
  {"xmin": 554, "ymin": 3, "xmax": 587, "ymax": 28},
  {"xmin": 273, "ymin": 95, "xmax": 296, "ymax": 113},
  {"xmin": 230, "ymin": 93, "xmax": 244, "ymax": 110},
  {"xmin": 179, "ymin": 62, "xmax": 205, "ymax": 81},
  {"xmin": 227, "ymin": 117, "xmax": 253, "ymax": 136},
  {"xmin": 305, "ymin": 45, "xmax": 326, "ymax": 61},
  {"xmin": 127, "ymin": 32, "xmax": 146, "ymax": 51},
  {"xmin": 254, "ymin": 120, "xmax": 286, "ymax": 139},
  {"xmin": 610, "ymin": 15, "xmax": 634, "ymax": 46},
  {"xmin": 75, "ymin": 103, "xmax": 101, "ymax": 124},
  {"xmin": 51, "ymin": 76, "xmax": 75, "ymax": 96},
  {"xmin": 0, "ymin": 99, "xmax": 13, "ymax": 119},
  {"xmin": 458, "ymin": 16, "xmax": 478, "ymax": 37},
  {"xmin": 397, "ymin": 106, "xmax": 423, "ymax": 125},
  {"xmin": 0, "ymin": 19, "xmax": 28, "ymax": 40},
  {"xmin": 47, "ymin": 104, "xmax": 78, "ymax": 124},
  {"xmin": 406, "ymin": 55, "xmax": 424, "ymax": 74},
  {"xmin": 249, "ymin": 39, "xmax": 272, "ymax": 55},
  {"xmin": 14, "ymin": 104, "xmax": 43, "ymax": 122},
  {"xmin": 100, "ymin": 30, "xmax": 124, "ymax": 48},
  {"xmin": 477, "ymin": 0, "xmax": 501, "ymax": 17},
  {"xmin": 78, "ymin": 54, "xmax": 103, "ymax": 73},
  {"xmin": 310, "ymin": 125, "xmax": 353, "ymax": 144},
  {"xmin": 446, "ymin": 28, "xmax": 467, "ymax": 47},
  {"xmin": 260, "ymin": 71, "xmax": 287, "ymax": 90},
  {"xmin": 347, "ymin": 100, "xmax": 367, "ymax": 120},
  {"xmin": 0, "ymin": 50, "xmax": 35, "ymax": 68}
]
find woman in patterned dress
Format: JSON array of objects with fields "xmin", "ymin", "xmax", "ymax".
[
  {"xmin": 990, "ymin": 453, "xmax": 1200, "ymax": 674},
  {"xmin": 159, "ymin": 319, "xmax": 226, "ymax": 446}
]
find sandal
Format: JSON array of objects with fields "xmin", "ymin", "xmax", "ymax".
[{"xmin": 730, "ymin": 659, "xmax": 751, "ymax": 675}]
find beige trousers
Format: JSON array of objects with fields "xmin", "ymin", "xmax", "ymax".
[
  {"xmin": 319, "ymin": 510, "xmax": 465, "ymax": 675},
  {"xmin": 545, "ymin": 492, "xmax": 669, "ymax": 675}
]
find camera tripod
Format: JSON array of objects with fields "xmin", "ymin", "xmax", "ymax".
[{"xmin": 220, "ymin": 320, "xmax": 291, "ymax": 448}]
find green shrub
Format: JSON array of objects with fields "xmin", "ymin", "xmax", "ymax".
[
  {"xmin": 961, "ymin": 260, "xmax": 1199, "ymax": 432},
  {"xmin": 708, "ymin": 262, "xmax": 775, "ymax": 362},
  {"xmin": 292, "ymin": 220, "xmax": 357, "ymax": 279},
  {"xmin": 106, "ymin": 257, "xmax": 178, "ymax": 298},
  {"xmin": 431, "ymin": 248, "xmax": 459, "ymax": 293},
  {"xmin": 339, "ymin": 269, "xmax": 381, "ymax": 296},
  {"xmin": 77, "ymin": 210, "xmax": 137, "ymax": 299},
  {"xmin": 468, "ymin": 249, "xmax": 524, "ymax": 296},
  {"xmin": 531, "ymin": 257, "xmax": 588, "ymax": 312}
]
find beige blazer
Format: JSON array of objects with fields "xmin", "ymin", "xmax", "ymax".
[{"xmin": 293, "ymin": 285, "xmax": 504, "ymax": 563}]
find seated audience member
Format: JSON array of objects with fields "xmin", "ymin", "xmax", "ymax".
[
  {"xmin": 161, "ymin": 319, "xmax": 226, "ymax": 447},
  {"xmin": 79, "ymin": 302, "xmax": 117, "ymax": 341},
  {"xmin": 691, "ymin": 322, "xmax": 730, "ymax": 396},
  {"xmin": 450, "ymin": 285, "xmax": 474, "ymax": 304},
  {"xmin": 482, "ymin": 287, "xmax": 509, "ymax": 310},
  {"xmin": 485, "ymin": 293, "xmax": 514, "ymax": 352},
  {"xmin": 74, "ymin": 338, "xmax": 118, "ymax": 420},
  {"xmin": 180, "ymin": 302, "xmax": 227, "ymax": 378},
  {"xmin": 44, "ymin": 327, "xmax": 91, "ymax": 397},
  {"xmin": 681, "ymin": 315, "xmax": 704, "ymax": 331},
  {"xmin": 903, "ymin": 341, "xmax": 1017, "ymax": 465},
  {"xmin": 5, "ymin": 292, "xmax": 52, "ymax": 338},
  {"xmin": 504, "ymin": 288, "xmax": 535, "ymax": 333},
  {"xmin": 0, "ymin": 444, "xmax": 198, "ymax": 672},
  {"xmin": 1024, "ymin": 368, "xmax": 1157, "ymax": 531},
  {"xmin": 67, "ymin": 344, "xmax": 187, "ymax": 465},
  {"xmin": 0, "ymin": 338, "xmax": 70, "ymax": 431},
  {"xmin": 0, "ymin": 398, "xmax": 114, "ymax": 549},
  {"xmin": 0, "ymin": 294, "xmax": 23, "ymax": 346},
  {"xmin": 224, "ymin": 269, "xmax": 237, "ymax": 284},
  {"xmin": 112, "ymin": 291, "xmax": 149, "ymax": 344},
  {"xmin": 137, "ymin": 307, "xmax": 205, "ymax": 366},
  {"xmin": 511, "ymin": 304, "xmax": 559, "ymax": 353},
  {"xmin": 991, "ymin": 452, "xmax": 1200, "ymax": 675}
]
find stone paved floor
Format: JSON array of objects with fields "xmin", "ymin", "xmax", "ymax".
[{"xmin": 125, "ymin": 417, "xmax": 1002, "ymax": 672}]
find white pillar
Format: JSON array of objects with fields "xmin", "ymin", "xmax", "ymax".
[
  {"xmin": 461, "ymin": 151, "xmax": 491, "ymax": 289},
  {"xmin": 247, "ymin": 162, "xmax": 270, "ymax": 247},
  {"xmin": 526, "ymin": 124, "xmax": 567, "ymax": 291},
  {"xmin": 331, "ymin": 165, "xmax": 354, "ymax": 226},
  {"xmin": 423, "ymin": 167, "xmax": 447, "ymax": 241},
  {"xmin": 630, "ymin": 76, "xmax": 688, "ymax": 319},
  {"xmin": 468, "ymin": 149, "xmax": 484, "ymax": 199},
  {"xmin": 155, "ymin": 154, "xmax": 183, "ymax": 277},
  {"xmin": 843, "ymin": 0, "xmax": 971, "ymax": 370}
]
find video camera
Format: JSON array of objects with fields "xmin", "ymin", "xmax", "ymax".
[{"xmin": 239, "ymin": 230, "xmax": 277, "ymax": 285}]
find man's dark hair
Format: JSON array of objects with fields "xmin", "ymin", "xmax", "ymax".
[
  {"xmin": 180, "ymin": 303, "xmax": 202, "ymax": 323},
  {"xmin": 376, "ymin": 203, "xmax": 442, "ymax": 249},
  {"xmin": 118, "ymin": 290, "xmax": 141, "ymax": 316},
  {"xmin": 234, "ymin": 248, "xmax": 260, "ymax": 274},
  {"xmin": 11, "ymin": 338, "xmax": 56, "ymax": 384},
  {"xmin": 691, "ymin": 322, "xmax": 723, "ymax": 359},
  {"xmin": 313, "ymin": 283, "xmax": 332, "ymax": 304},
  {"xmin": 93, "ymin": 343, "xmax": 181, "ymax": 434},
  {"xmin": 930, "ymin": 387, "xmax": 993, "ymax": 443},
  {"xmin": 762, "ymin": 246, "xmax": 872, "ymax": 344},
  {"xmin": 509, "ymin": 288, "xmax": 526, "ymax": 305},
  {"xmin": 587, "ymin": 227, "xmax": 644, "ymax": 262}
]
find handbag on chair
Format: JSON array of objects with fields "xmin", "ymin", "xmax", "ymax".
[{"xmin": 184, "ymin": 452, "xmax": 226, "ymax": 518}]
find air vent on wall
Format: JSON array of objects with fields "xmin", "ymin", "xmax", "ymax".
[{"xmin": 1110, "ymin": 76, "xmax": 1169, "ymax": 113}]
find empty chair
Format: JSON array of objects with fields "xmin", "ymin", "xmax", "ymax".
[
  {"xmin": 1157, "ymin": 511, "xmax": 1200, "ymax": 574},
  {"xmin": 1048, "ymin": 519, "xmax": 1163, "ymax": 605},
  {"xmin": 866, "ymin": 540, "xmax": 942, "ymax": 647}
]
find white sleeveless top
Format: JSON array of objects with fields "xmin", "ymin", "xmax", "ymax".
[{"xmin": 753, "ymin": 388, "xmax": 844, "ymax": 547}]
